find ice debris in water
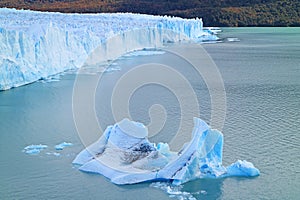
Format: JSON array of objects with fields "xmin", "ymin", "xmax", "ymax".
[
  {"xmin": 151, "ymin": 182, "xmax": 197, "ymax": 200},
  {"xmin": 46, "ymin": 152, "xmax": 61, "ymax": 157},
  {"xmin": 55, "ymin": 142, "xmax": 73, "ymax": 150},
  {"xmin": 73, "ymin": 118, "xmax": 260, "ymax": 185},
  {"xmin": 23, "ymin": 144, "xmax": 48, "ymax": 154},
  {"xmin": 123, "ymin": 50, "xmax": 166, "ymax": 57},
  {"xmin": 23, "ymin": 142, "xmax": 73, "ymax": 155},
  {"xmin": 104, "ymin": 66, "xmax": 122, "ymax": 73}
]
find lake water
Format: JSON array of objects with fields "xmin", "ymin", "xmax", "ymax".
[{"xmin": 1, "ymin": 28, "xmax": 299, "ymax": 199}]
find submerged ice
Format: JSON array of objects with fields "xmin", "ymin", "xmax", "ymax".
[
  {"xmin": 0, "ymin": 8, "xmax": 218, "ymax": 90},
  {"xmin": 73, "ymin": 118, "xmax": 259, "ymax": 185}
]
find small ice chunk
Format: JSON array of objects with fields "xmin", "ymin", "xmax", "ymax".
[
  {"xmin": 55, "ymin": 142, "xmax": 73, "ymax": 150},
  {"xmin": 24, "ymin": 144, "xmax": 48, "ymax": 150},
  {"xmin": 226, "ymin": 160, "xmax": 260, "ymax": 177},
  {"xmin": 227, "ymin": 37, "xmax": 240, "ymax": 42},
  {"xmin": 124, "ymin": 50, "xmax": 166, "ymax": 57},
  {"xmin": 23, "ymin": 144, "xmax": 48, "ymax": 154},
  {"xmin": 150, "ymin": 182, "xmax": 196, "ymax": 200},
  {"xmin": 25, "ymin": 149, "xmax": 41, "ymax": 154},
  {"xmin": 46, "ymin": 152, "xmax": 61, "ymax": 156},
  {"xmin": 104, "ymin": 66, "xmax": 121, "ymax": 73}
]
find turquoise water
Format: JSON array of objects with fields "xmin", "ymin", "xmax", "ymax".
[{"xmin": 1, "ymin": 28, "xmax": 299, "ymax": 199}]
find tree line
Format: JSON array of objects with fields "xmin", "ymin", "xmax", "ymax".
[{"xmin": 1, "ymin": 0, "xmax": 299, "ymax": 26}]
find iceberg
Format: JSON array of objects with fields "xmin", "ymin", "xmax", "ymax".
[
  {"xmin": 0, "ymin": 8, "xmax": 218, "ymax": 90},
  {"xmin": 73, "ymin": 118, "xmax": 259, "ymax": 185}
]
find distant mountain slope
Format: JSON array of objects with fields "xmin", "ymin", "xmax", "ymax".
[{"xmin": 1, "ymin": 0, "xmax": 300, "ymax": 26}]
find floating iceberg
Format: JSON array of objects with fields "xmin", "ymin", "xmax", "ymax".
[
  {"xmin": 73, "ymin": 118, "xmax": 259, "ymax": 185},
  {"xmin": 0, "ymin": 8, "xmax": 218, "ymax": 90}
]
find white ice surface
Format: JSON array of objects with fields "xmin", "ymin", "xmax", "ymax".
[{"xmin": 0, "ymin": 8, "xmax": 217, "ymax": 90}]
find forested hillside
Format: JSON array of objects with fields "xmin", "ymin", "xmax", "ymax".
[{"xmin": 1, "ymin": 0, "xmax": 299, "ymax": 26}]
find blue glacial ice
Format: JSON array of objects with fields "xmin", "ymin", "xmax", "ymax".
[
  {"xmin": 0, "ymin": 8, "xmax": 218, "ymax": 90},
  {"xmin": 73, "ymin": 118, "xmax": 259, "ymax": 185}
]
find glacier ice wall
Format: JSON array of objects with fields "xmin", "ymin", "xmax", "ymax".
[{"xmin": 0, "ymin": 8, "xmax": 215, "ymax": 90}]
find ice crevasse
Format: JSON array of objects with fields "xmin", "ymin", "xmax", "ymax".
[
  {"xmin": 73, "ymin": 118, "xmax": 260, "ymax": 185},
  {"xmin": 0, "ymin": 8, "xmax": 217, "ymax": 90}
]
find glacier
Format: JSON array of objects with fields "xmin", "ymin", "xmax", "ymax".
[
  {"xmin": 0, "ymin": 8, "xmax": 218, "ymax": 90},
  {"xmin": 73, "ymin": 118, "xmax": 260, "ymax": 185}
]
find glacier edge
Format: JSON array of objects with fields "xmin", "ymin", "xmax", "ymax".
[{"xmin": 0, "ymin": 8, "xmax": 218, "ymax": 90}]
